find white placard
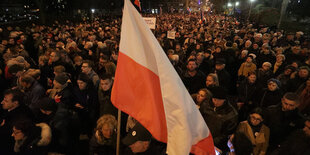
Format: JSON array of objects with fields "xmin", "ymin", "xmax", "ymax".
[
  {"xmin": 167, "ymin": 31, "xmax": 176, "ymax": 39},
  {"xmin": 143, "ymin": 17, "xmax": 156, "ymax": 29}
]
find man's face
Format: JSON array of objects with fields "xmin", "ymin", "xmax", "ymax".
[
  {"xmin": 187, "ymin": 61, "xmax": 197, "ymax": 72},
  {"xmin": 129, "ymin": 141, "xmax": 149, "ymax": 153},
  {"xmin": 281, "ymin": 97, "xmax": 298, "ymax": 111},
  {"xmin": 50, "ymin": 52, "xmax": 59, "ymax": 62},
  {"xmin": 77, "ymin": 80, "xmax": 87, "ymax": 90},
  {"xmin": 81, "ymin": 63, "xmax": 91, "ymax": 74},
  {"xmin": 267, "ymin": 82, "xmax": 278, "ymax": 91},
  {"xmin": 100, "ymin": 79, "xmax": 112, "ymax": 91},
  {"xmin": 303, "ymin": 121, "xmax": 310, "ymax": 137},
  {"xmin": 1, "ymin": 94, "xmax": 17, "ymax": 110},
  {"xmin": 248, "ymin": 74, "xmax": 256, "ymax": 84},
  {"xmin": 212, "ymin": 98, "xmax": 225, "ymax": 107},
  {"xmin": 298, "ymin": 69, "xmax": 309, "ymax": 78}
]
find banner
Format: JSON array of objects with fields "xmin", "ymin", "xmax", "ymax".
[{"xmin": 143, "ymin": 17, "xmax": 156, "ymax": 29}]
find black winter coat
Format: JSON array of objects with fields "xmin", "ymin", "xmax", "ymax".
[{"xmin": 200, "ymin": 101, "xmax": 238, "ymax": 151}]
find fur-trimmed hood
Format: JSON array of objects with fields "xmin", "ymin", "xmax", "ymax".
[{"xmin": 36, "ymin": 123, "xmax": 52, "ymax": 146}]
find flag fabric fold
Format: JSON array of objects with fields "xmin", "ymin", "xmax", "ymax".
[{"xmin": 111, "ymin": 0, "xmax": 215, "ymax": 154}]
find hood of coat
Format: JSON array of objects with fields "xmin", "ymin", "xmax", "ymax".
[{"xmin": 36, "ymin": 123, "xmax": 52, "ymax": 146}]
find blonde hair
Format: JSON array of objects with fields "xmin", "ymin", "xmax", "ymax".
[
  {"xmin": 96, "ymin": 114, "xmax": 117, "ymax": 144},
  {"xmin": 96, "ymin": 114, "xmax": 117, "ymax": 132},
  {"xmin": 25, "ymin": 69, "xmax": 41, "ymax": 80},
  {"xmin": 207, "ymin": 73, "xmax": 219, "ymax": 86}
]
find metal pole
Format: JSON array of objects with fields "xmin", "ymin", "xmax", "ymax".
[
  {"xmin": 116, "ymin": 109, "xmax": 121, "ymax": 155},
  {"xmin": 247, "ymin": 2, "xmax": 252, "ymax": 21},
  {"xmin": 278, "ymin": 0, "xmax": 289, "ymax": 29}
]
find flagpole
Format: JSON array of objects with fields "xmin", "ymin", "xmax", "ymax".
[{"xmin": 116, "ymin": 109, "xmax": 121, "ymax": 155}]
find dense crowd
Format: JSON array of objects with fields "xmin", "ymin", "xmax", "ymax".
[{"xmin": 0, "ymin": 12, "xmax": 310, "ymax": 155}]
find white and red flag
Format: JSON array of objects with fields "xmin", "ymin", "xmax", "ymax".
[{"xmin": 111, "ymin": 0, "xmax": 215, "ymax": 154}]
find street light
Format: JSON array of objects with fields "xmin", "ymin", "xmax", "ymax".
[
  {"xmin": 91, "ymin": 9, "xmax": 95, "ymax": 14},
  {"xmin": 227, "ymin": 2, "xmax": 232, "ymax": 7},
  {"xmin": 235, "ymin": 2, "xmax": 240, "ymax": 6}
]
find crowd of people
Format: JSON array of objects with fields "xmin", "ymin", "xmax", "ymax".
[{"xmin": 0, "ymin": 11, "xmax": 310, "ymax": 155}]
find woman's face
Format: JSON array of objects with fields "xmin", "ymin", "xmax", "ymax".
[
  {"xmin": 250, "ymin": 113, "xmax": 263, "ymax": 126},
  {"xmin": 197, "ymin": 90, "xmax": 207, "ymax": 104},
  {"xmin": 101, "ymin": 124, "xmax": 113, "ymax": 139},
  {"xmin": 206, "ymin": 76, "xmax": 215, "ymax": 87},
  {"xmin": 12, "ymin": 127, "xmax": 25, "ymax": 141}
]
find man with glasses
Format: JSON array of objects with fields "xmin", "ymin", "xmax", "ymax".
[
  {"xmin": 264, "ymin": 92, "xmax": 304, "ymax": 153},
  {"xmin": 0, "ymin": 89, "xmax": 34, "ymax": 154}
]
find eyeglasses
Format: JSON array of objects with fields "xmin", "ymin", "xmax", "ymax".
[
  {"xmin": 12, "ymin": 130, "xmax": 22, "ymax": 135},
  {"xmin": 250, "ymin": 116, "xmax": 262, "ymax": 122}
]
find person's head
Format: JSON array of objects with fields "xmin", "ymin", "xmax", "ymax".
[
  {"xmin": 206, "ymin": 73, "xmax": 219, "ymax": 87},
  {"xmin": 81, "ymin": 60, "xmax": 94, "ymax": 74},
  {"xmin": 96, "ymin": 115, "xmax": 117, "ymax": 140},
  {"xmin": 104, "ymin": 62, "xmax": 116, "ymax": 76},
  {"xmin": 8, "ymin": 64, "xmax": 24, "ymax": 77},
  {"xmin": 246, "ymin": 55, "xmax": 253, "ymax": 63},
  {"xmin": 276, "ymin": 54, "xmax": 285, "ymax": 63},
  {"xmin": 38, "ymin": 55, "xmax": 48, "ymax": 67},
  {"xmin": 247, "ymin": 72, "xmax": 257, "ymax": 84},
  {"xmin": 77, "ymin": 73, "xmax": 90, "ymax": 90},
  {"xmin": 267, "ymin": 78, "xmax": 281, "ymax": 91},
  {"xmin": 262, "ymin": 62, "xmax": 272, "ymax": 71},
  {"xmin": 1, "ymin": 89, "xmax": 24, "ymax": 111},
  {"xmin": 249, "ymin": 108, "xmax": 264, "ymax": 126},
  {"xmin": 196, "ymin": 52, "xmax": 204, "ymax": 62},
  {"xmin": 100, "ymin": 74, "xmax": 113, "ymax": 91},
  {"xmin": 39, "ymin": 97, "xmax": 57, "ymax": 115},
  {"xmin": 298, "ymin": 66, "xmax": 310, "ymax": 78},
  {"xmin": 122, "ymin": 123, "xmax": 152, "ymax": 153},
  {"xmin": 196, "ymin": 88, "xmax": 212, "ymax": 104},
  {"xmin": 20, "ymin": 75, "xmax": 35, "ymax": 89},
  {"xmin": 281, "ymin": 92, "xmax": 300, "ymax": 111},
  {"xmin": 73, "ymin": 55, "xmax": 83, "ymax": 66},
  {"xmin": 253, "ymin": 43, "xmax": 259, "ymax": 50},
  {"xmin": 211, "ymin": 86, "xmax": 227, "ymax": 107},
  {"xmin": 53, "ymin": 65, "xmax": 66, "ymax": 77},
  {"xmin": 186, "ymin": 59, "xmax": 197, "ymax": 72},
  {"xmin": 53, "ymin": 73, "xmax": 69, "ymax": 88},
  {"xmin": 215, "ymin": 46, "xmax": 222, "ymax": 53},
  {"xmin": 292, "ymin": 45, "xmax": 301, "ymax": 54},
  {"xmin": 12, "ymin": 118, "xmax": 35, "ymax": 141},
  {"xmin": 175, "ymin": 44, "xmax": 181, "ymax": 52},
  {"xmin": 215, "ymin": 59, "xmax": 226, "ymax": 71},
  {"xmin": 50, "ymin": 51, "xmax": 60, "ymax": 62},
  {"xmin": 284, "ymin": 65, "xmax": 295, "ymax": 76}
]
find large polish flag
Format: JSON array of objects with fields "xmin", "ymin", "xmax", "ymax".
[{"xmin": 111, "ymin": 0, "xmax": 215, "ymax": 154}]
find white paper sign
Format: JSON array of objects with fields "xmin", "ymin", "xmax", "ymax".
[
  {"xmin": 167, "ymin": 31, "xmax": 176, "ymax": 39},
  {"xmin": 143, "ymin": 17, "xmax": 156, "ymax": 29}
]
